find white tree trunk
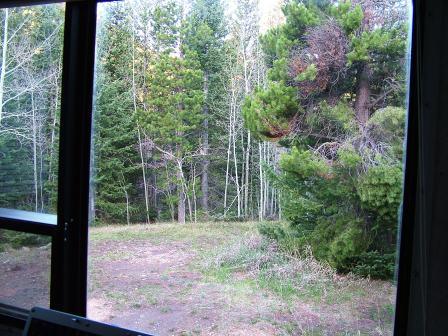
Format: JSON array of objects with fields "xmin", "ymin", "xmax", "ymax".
[
  {"xmin": 131, "ymin": 22, "xmax": 150, "ymax": 224},
  {"xmin": 232, "ymin": 106, "xmax": 241, "ymax": 218},
  {"xmin": 31, "ymin": 92, "xmax": 38, "ymax": 212},
  {"xmin": 0, "ymin": 9, "xmax": 9, "ymax": 126},
  {"xmin": 177, "ymin": 162, "xmax": 186, "ymax": 224},
  {"xmin": 258, "ymin": 142, "xmax": 263, "ymax": 221},
  {"xmin": 244, "ymin": 130, "xmax": 250, "ymax": 218},
  {"xmin": 223, "ymin": 106, "xmax": 232, "ymax": 213}
]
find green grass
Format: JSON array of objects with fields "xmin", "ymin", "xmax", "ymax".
[
  {"xmin": 136, "ymin": 285, "xmax": 161, "ymax": 306},
  {"xmin": 92, "ymin": 250, "xmax": 134, "ymax": 262},
  {"xmin": 90, "ymin": 221, "xmax": 256, "ymax": 245}
]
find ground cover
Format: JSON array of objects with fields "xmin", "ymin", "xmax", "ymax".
[{"xmin": 0, "ymin": 222, "xmax": 396, "ymax": 335}]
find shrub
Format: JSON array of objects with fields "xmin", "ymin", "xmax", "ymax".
[
  {"xmin": 0, "ymin": 231, "xmax": 51, "ymax": 250},
  {"xmin": 350, "ymin": 251, "xmax": 396, "ymax": 279}
]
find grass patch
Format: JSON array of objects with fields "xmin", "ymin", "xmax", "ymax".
[
  {"xmin": 92, "ymin": 250, "xmax": 134, "ymax": 262},
  {"xmin": 90, "ymin": 221, "xmax": 256, "ymax": 248},
  {"xmin": 202, "ymin": 233, "xmax": 365, "ymax": 304},
  {"xmin": 136, "ymin": 285, "xmax": 161, "ymax": 306}
]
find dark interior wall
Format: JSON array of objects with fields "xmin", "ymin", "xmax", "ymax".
[
  {"xmin": 405, "ymin": 0, "xmax": 448, "ymax": 335},
  {"xmin": 0, "ymin": 325, "xmax": 22, "ymax": 336}
]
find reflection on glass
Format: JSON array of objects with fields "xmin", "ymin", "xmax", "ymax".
[
  {"xmin": 0, "ymin": 5, "xmax": 65, "ymax": 214},
  {"xmin": 0, "ymin": 230, "xmax": 51, "ymax": 309},
  {"xmin": 89, "ymin": 0, "xmax": 411, "ymax": 335}
]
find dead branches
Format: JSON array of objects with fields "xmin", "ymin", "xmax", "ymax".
[{"xmin": 288, "ymin": 19, "xmax": 348, "ymax": 99}]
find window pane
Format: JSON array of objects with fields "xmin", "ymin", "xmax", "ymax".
[
  {"xmin": 89, "ymin": 1, "xmax": 412, "ymax": 335},
  {"xmin": 0, "ymin": 5, "xmax": 65, "ymax": 214},
  {"xmin": 0, "ymin": 229, "xmax": 51, "ymax": 309}
]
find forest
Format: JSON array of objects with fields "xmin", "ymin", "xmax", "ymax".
[{"xmin": 0, "ymin": 0, "xmax": 410, "ymax": 279}]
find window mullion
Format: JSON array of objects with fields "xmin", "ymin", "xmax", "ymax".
[{"xmin": 50, "ymin": 0, "xmax": 97, "ymax": 317}]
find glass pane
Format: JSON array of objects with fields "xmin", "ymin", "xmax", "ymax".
[
  {"xmin": 89, "ymin": 1, "xmax": 412, "ymax": 335},
  {"xmin": 0, "ymin": 4, "xmax": 65, "ymax": 214},
  {"xmin": 0, "ymin": 229, "xmax": 51, "ymax": 309}
]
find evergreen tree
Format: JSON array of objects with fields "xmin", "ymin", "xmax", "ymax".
[
  {"xmin": 137, "ymin": 2, "xmax": 204, "ymax": 224},
  {"xmin": 182, "ymin": 0, "xmax": 227, "ymax": 218},
  {"xmin": 245, "ymin": 0, "xmax": 409, "ymax": 278},
  {"xmin": 94, "ymin": 5, "xmax": 140, "ymax": 223}
]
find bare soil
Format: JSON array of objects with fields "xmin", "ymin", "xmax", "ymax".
[{"xmin": 0, "ymin": 245, "xmax": 51, "ymax": 309}]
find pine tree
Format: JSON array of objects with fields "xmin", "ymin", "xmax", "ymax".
[
  {"xmin": 244, "ymin": 0, "xmax": 409, "ymax": 278},
  {"xmin": 137, "ymin": 2, "xmax": 204, "ymax": 224},
  {"xmin": 182, "ymin": 0, "xmax": 227, "ymax": 218},
  {"xmin": 94, "ymin": 5, "xmax": 140, "ymax": 223}
]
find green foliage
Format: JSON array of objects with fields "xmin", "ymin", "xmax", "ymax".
[
  {"xmin": 330, "ymin": 1, "xmax": 363, "ymax": 35},
  {"xmin": 182, "ymin": 0, "xmax": 226, "ymax": 73},
  {"xmin": 350, "ymin": 251, "xmax": 396, "ymax": 279},
  {"xmin": 308, "ymin": 101, "xmax": 356, "ymax": 136},
  {"xmin": 281, "ymin": 2, "xmax": 320, "ymax": 42},
  {"xmin": 357, "ymin": 164, "xmax": 403, "ymax": 226},
  {"xmin": 269, "ymin": 139, "xmax": 403, "ymax": 277},
  {"xmin": 368, "ymin": 107, "xmax": 406, "ymax": 158},
  {"xmin": 94, "ymin": 6, "xmax": 141, "ymax": 223},
  {"xmin": 327, "ymin": 217, "xmax": 368, "ymax": 270},
  {"xmin": 260, "ymin": 2, "xmax": 320, "ymax": 65},
  {"xmin": 244, "ymin": 0, "xmax": 409, "ymax": 278},
  {"xmin": 337, "ymin": 145, "xmax": 361, "ymax": 168},
  {"xmin": 267, "ymin": 142, "xmax": 403, "ymax": 277},
  {"xmin": 347, "ymin": 28, "xmax": 408, "ymax": 65},
  {"xmin": 295, "ymin": 63, "xmax": 317, "ymax": 82},
  {"xmin": 139, "ymin": 52, "xmax": 204, "ymax": 149},
  {"xmin": 0, "ymin": 231, "xmax": 51, "ymax": 250},
  {"xmin": 152, "ymin": 1, "xmax": 182, "ymax": 52},
  {"xmin": 242, "ymin": 82, "xmax": 299, "ymax": 139}
]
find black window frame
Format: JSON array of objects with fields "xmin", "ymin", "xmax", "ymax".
[
  {"xmin": 0, "ymin": 0, "xmax": 425, "ymax": 335},
  {"xmin": 0, "ymin": 0, "xmax": 101, "ymax": 327}
]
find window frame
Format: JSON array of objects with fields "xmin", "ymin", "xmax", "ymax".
[
  {"xmin": 0, "ymin": 0, "xmax": 100, "ymax": 326},
  {"xmin": 0, "ymin": 0, "xmax": 420, "ymax": 335}
]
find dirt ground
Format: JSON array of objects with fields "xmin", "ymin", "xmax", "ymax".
[
  {"xmin": 0, "ymin": 222, "xmax": 396, "ymax": 335},
  {"xmin": 0, "ymin": 244, "xmax": 51, "ymax": 309}
]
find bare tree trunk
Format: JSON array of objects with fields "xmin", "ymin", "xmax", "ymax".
[
  {"xmin": 224, "ymin": 83, "xmax": 236, "ymax": 215},
  {"xmin": 192, "ymin": 163, "xmax": 197, "ymax": 223},
  {"xmin": 244, "ymin": 130, "xmax": 250, "ymax": 218},
  {"xmin": 263, "ymin": 142, "xmax": 268, "ymax": 218},
  {"xmin": 136, "ymin": 127, "xmax": 150, "ymax": 224},
  {"xmin": 38, "ymin": 122, "xmax": 44, "ymax": 212},
  {"xmin": 201, "ymin": 74, "xmax": 209, "ymax": 218},
  {"xmin": 355, "ymin": 64, "xmax": 371, "ymax": 126},
  {"xmin": 165, "ymin": 166, "xmax": 175, "ymax": 222},
  {"xmin": 185, "ymin": 177, "xmax": 193, "ymax": 223},
  {"xmin": 0, "ymin": 9, "xmax": 8, "ymax": 126},
  {"xmin": 125, "ymin": 189, "xmax": 130, "ymax": 225},
  {"xmin": 120, "ymin": 171, "xmax": 130, "ymax": 225},
  {"xmin": 278, "ymin": 191, "xmax": 282, "ymax": 220},
  {"xmin": 258, "ymin": 142, "xmax": 263, "ymax": 221},
  {"xmin": 233, "ymin": 108, "xmax": 241, "ymax": 218},
  {"xmin": 131, "ymin": 22, "xmax": 150, "ymax": 224},
  {"xmin": 223, "ymin": 105, "xmax": 232, "ymax": 214},
  {"xmin": 177, "ymin": 162, "xmax": 186, "ymax": 224},
  {"xmin": 31, "ymin": 92, "xmax": 38, "ymax": 212},
  {"xmin": 48, "ymin": 60, "xmax": 61, "ymax": 189}
]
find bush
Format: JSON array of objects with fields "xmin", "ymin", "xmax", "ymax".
[
  {"xmin": 350, "ymin": 251, "xmax": 396, "ymax": 279},
  {"xmin": 204, "ymin": 233, "xmax": 340, "ymax": 301},
  {"xmin": 0, "ymin": 231, "xmax": 51, "ymax": 250},
  {"xmin": 258, "ymin": 217, "xmax": 394, "ymax": 279}
]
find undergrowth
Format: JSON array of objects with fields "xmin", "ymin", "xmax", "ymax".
[{"xmin": 202, "ymin": 233, "xmax": 363, "ymax": 303}]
